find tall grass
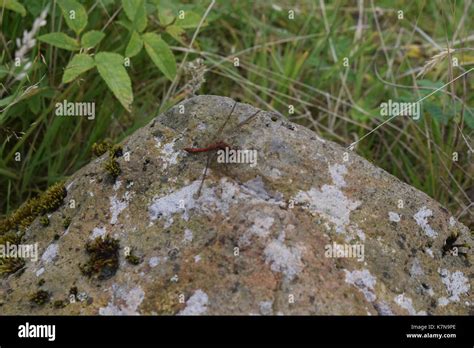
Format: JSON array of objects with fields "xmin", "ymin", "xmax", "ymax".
[{"xmin": 1, "ymin": 0, "xmax": 473, "ymax": 228}]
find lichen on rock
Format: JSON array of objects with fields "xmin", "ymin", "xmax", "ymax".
[{"xmin": 0, "ymin": 95, "xmax": 472, "ymax": 315}]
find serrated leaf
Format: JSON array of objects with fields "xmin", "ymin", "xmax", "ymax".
[
  {"xmin": 175, "ymin": 11, "xmax": 206, "ymax": 29},
  {"xmin": 81, "ymin": 30, "xmax": 105, "ymax": 49},
  {"xmin": 142, "ymin": 33, "xmax": 176, "ymax": 81},
  {"xmin": 122, "ymin": 0, "xmax": 147, "ymax": 33},
  {"xmin": 62, "ymin": 54, "xmax": 95, "ymax": 83},
  {"xmin": 95, "ymin": 52, "xmax": 133, "ymax": 111},
  {"xmin": 125, "ymin": 31, "xmax": 143, "ymax": 57},
  {"xmin": 38, "ymin": 32, "xmax": 80, "ymax": 51},
  {"xmin": 2, "ymin": 0, "xmax": 26, "ymax": 16},
  {"xmin": 57, "ymin": 0, "xmax": 88, "ymax": 35}
]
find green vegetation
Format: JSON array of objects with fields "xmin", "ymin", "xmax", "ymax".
[
  {"xmin": 29, "ymin": 289, "xmax": 50, "ymax": 306},
  {"xmin": 125, "ymin": 248, "xmax": 142, "ymax": 265},
  {"xmin": 39, "ymin": 215, "xmax": 49, "ymax": 227},
  {"xmin": 0, "ymin": 182, "xmax": 66, "ymax": 234},
  {"xmin": 0, "ymin": 1, "xmax": 472, "ymax": 228},
  {"xmin": 80, "ymin": 235, "xmax": 120, "ymax": 280}
]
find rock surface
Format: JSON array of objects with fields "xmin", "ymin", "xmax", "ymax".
[{"xmin": 0, "ymin": 95, "xmax": 472, "ymax": 315}]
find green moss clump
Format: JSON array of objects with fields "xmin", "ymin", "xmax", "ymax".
[
  {"xmin": 92, "ymin": 141, "xmax": 123, "ymax": 158},
  {"xmin": 0, "ymin": 257, "xmax": 25, "ymax": 276},
  {"xmin": 102, "ymin": 143, "xmax": 123, "ymax": 180},
  {"xmin": 104, "ymin": 157, "xmax": 121, "ymax": 179},
  {"xmin": 126, "ymin": 253, "xmax": 141, "ymax": 265},
  {"xmin": 63, "ymin": 216, "xmax": 72, "ymax": 229},
  {"xmin": 69, "ymin": 286, "xmax": 78, "ymax": 297},
  {"xmin": 39, "ymin": 216, "xmax": 49, "ymax": 227},
  {"xmin": 0, "ymin": 231, "xmax": 25, "ymax": 276},
  {"xmin": 92, "ymin": 140, "xmax": 111, "ymax": 157},
  {"xmin": 110, "ymin": 144, "xmax": 123, "ymax": 158},
  {"xmin": 0, "ymin": 182, "xmax": 66, "ymax": 234},
  {"xmin": 80, "ymin": 235, "xmax": 120, "ymax": 280},
  {"xmin": 0, "ymin": 231, "xmax": 22, "ymax": 245},
  {"xmin": 53, "ymin": 300, "xmax": 66, "ymax": 309},
  {"xmin": 30, "ymin": 290, "xmax": 50, "ymax": 306}
]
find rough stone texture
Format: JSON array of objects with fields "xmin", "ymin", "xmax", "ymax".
[{"xmin": 0, "ymin": 95, "xmax": 472, "ymax": 315}]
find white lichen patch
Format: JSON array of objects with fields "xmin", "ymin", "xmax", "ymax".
[
  {"xmin": 409, "ymin": 258, "xmax": 424, "ymax": 277},
  {"xmin": 183, "ymin": 229, "xmax": 193, "ymax": 243},
  {"xmin": 294, "ymin": 163, "xmax": 361, "ymax": 236},
  {"xmin": 35, "ymin": 267, "xmax": 45, "ymax": 277},
  {"xmin": 438, "ymin": 269, "xmax": 470, "ymax": 306},
  {"xmin": 239, "ymin": 212, "xmax": 274, "ymax": 246},
  {"xmin": 425, "ymin": 248, "xmax": 434, "ymax": 258},
  {"xmin": 99, "ymin": 285, "xmax": 145, "ymax": 315},
  {"xmin": 90, "ymin": 226, "xmax": 106, "ymax": 240},
  {"xmin": 148, "ymin": 180, "xmax": 200, "ymax": 227},
  {"xmin": 394, "ymin": 294, "xmax": 426, "ymax": 315},
  {"xmin": 250, "ymin": 215, "xmax": 274, "ymax": 237},
  {"xmin": 295, "ymin": 185, "xmax": 361, "ymax": 234},
  {"xmin": 149, "ymin": 177, "xmax": 283, "ymax": 228},
  {"xmin": 344, "ymin": 269, "xmax": 377, "ymax": 302},
  {"xmin": 259, "ymin": 300, "xmax": 273, "ymax": 315},
  {"xmin": 328, "ymin": 163, "xmax": 348, "ymax": 187},
  {"xmin": 148, "ymin": 256, "xmax": 162, "ymax": 268},
  {"xmin": 41, "ymin": 243, "xmax": 58, "ymax": 264},
  {"xmin": 178, "ymin": 289, "xmax": 209, "ymax": 315},
  {"xmin": 388, "ymin": 212, "xmax": 401, "ymax": 223},
  {"xmin": 413, "ymin": 206, "xmax": 437, "ymax": 238},
  {"xmin": 113, "ymin": 180, "xmax": 122, "ymax": 191},
  {"xmin": 263, "ymin": 239, "xmax": 305, "ymax": 281},
  {"xmin": 448, "ymin": 216, "xmax": 455, "ymax": 227},
  {"xmin": 156, "ymin": 138, "xmax": 179, "ymax": 170},
  {"xmin": 110, "ymin": 191, "xmax": 132, "ymax": 225}
]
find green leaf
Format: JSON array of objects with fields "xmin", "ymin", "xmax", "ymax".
[
  {"xmin": 175, "ymin": 11, "xmax": 206, "ymax": 29},
  {"xmin": 165, "ymin": 25, "xmax": 186, "ymax": 45},
  {"xmin": 122, "ymin": 0, "xmax": 147, "ymax": 33},
  {"xmin": 95, "ymin": 52, "xmax": 133, "ymax": 112},
  {"xmin": 465, "ymin": 113, "xmax": 474, "ymax": 130},
  {"xmin": 424, "ymin": 102, "xmax": 446, "ymax": 125},
  {"xmin": 125, "ymin": 31, "xmax": 143, "ymax": 57},
  {"xmin": 62, "ymin": 54, "xmax": 95, "ymax": 83},
  {"xmin": 116, "ymin": 19, "xmax": 133, "ymax": 31},
  {"xmin": 142, "ymin": 33, "xmax": 176, "ymax": 81},
  {"xmin": 38, "ymin": 32, "xmax": 80, "ymax": 51},
  {"xmin": 2, "ymin": 0, "xmax": 26, "ymax": 16},
  {"xmin": 0, "ymin": 65, "xmax": 9, "ymax": 79},
  {"xmin": 57, "ymin": 0, "xmax": 88, "ymax": 35},
  {"xmin": 158, "ymin": 7, "xmax": 175, "ymax": 26},
  {"xmin": 27, "ymin": 94, "xmax": 41, "ymax": 115},
  {"xmin": 81, "ymin": 30, "xmax": 106, "ymax": 48}
]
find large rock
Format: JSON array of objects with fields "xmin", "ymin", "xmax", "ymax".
[{"xmin": 0, "ymin": 95, "xmax": 472, "ymax": 315}]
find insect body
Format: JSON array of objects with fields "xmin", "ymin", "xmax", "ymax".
[
  {"xmin": 183, "ymin": 101, "xmax": 261, "ymax": 197},
  {"xmin": 184, "ymin": 141, "xmax": 230, "ymax": 153}
]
